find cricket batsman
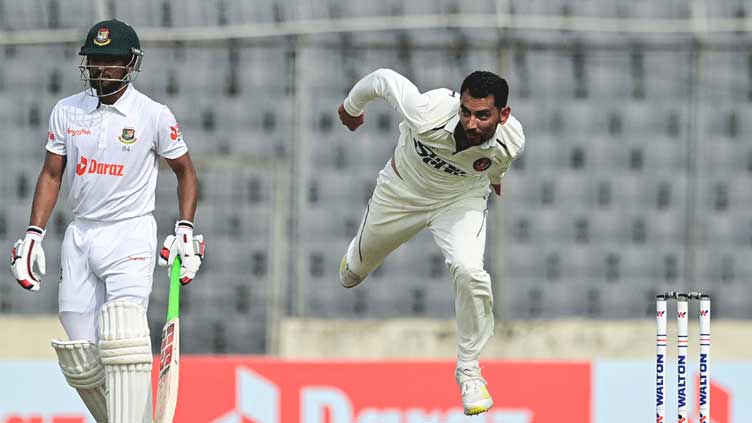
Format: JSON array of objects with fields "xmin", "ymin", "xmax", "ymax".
[
  {"xmin": 9, "ymin": 19, "xmax": 204, "ymax": 422},
  {"xmin": 337, "ymin": 68, "xmax": 525, "ymax": 415}
]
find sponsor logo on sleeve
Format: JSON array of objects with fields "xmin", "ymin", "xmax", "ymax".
[
  {"xmin": 170, "ymin": 124, "xmax": 183, "ymax": 142},
  {"xmin": 47, "ymin": 131, "xmax": 55, "ymax": 141}
]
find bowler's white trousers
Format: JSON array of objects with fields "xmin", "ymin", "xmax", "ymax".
[
  {"xmin": 58, "ymin": 214, "xmax": 157, "ymax": 343},
  {"xmin": 344, "ymin": 161, "xmax": 494, "ymax": 363}
]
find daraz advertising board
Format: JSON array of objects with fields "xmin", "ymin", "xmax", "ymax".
[{"xmin": 0, "ymin": 358, "xmax": 749, "ymax": 422}]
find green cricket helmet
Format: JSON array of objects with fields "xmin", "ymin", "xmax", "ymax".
[{"xmin": 78, "ymin": 19, "xmax": 144, "ymax": 96}]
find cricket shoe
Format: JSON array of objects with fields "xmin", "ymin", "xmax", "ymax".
[
  {"xmin": 339, "ymin": 255, "xmax": 366, "ymax": 288},
  {"xmin": 456, "ymin": 366, "xmax": 493, "ymax": 415}
]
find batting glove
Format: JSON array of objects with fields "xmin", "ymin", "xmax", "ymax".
[
  {"xmin": 158, "ymin": 220, "xmax": 205, "ymax": 285},
  {"xmin": 10, "ymin": 226, "xmax": 46, "ymax": 291}
]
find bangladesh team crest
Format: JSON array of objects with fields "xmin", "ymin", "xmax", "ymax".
[
  {"xmin": 93, "ymin": 27, "xmax": 112, "ymax": 46},
  {"xmin": 118, "ymin": 127, "xmax": 137, "ymax": 144},
  {"xmin": 473, "ymin": 157, "xmax": 492, "ymax": 172}
]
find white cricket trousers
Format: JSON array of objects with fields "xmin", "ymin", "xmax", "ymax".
[
  {"xmin": 344, "ymin": 161, "xmax": 494, "ymax": 363},
  {"xmin": 58, "ymin": 214, "xmax": 157, "ymax": 343}
]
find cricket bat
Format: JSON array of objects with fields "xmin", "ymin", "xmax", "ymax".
[{"xmin": 155, "ymin": 257, "xmax": 181, "ymax": 423}]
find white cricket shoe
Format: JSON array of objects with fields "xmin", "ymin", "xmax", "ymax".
[
  {"xmin": 339, "ymin": 255, "xmax": 366, "ymax": 288},
  {"xmin": 456, "ymin": 367, "xmax": 493, "ymax": 415}
]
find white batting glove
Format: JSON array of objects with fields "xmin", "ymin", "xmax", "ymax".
[
  {"xmin": 10, "ymin": 226, "xmax": 46, "ymax": 291},
  {"xmin": 158, "ymin": 220, "xmax": 205, "ymax": 285}
]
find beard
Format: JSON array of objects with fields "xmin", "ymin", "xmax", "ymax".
[
  {"xmin": 89, "ymin": 78, "xmax": 125, "ymax": 96},
  {"xmin": 465, "ymin": 130, "xmax": 490, "ymax": 145}
]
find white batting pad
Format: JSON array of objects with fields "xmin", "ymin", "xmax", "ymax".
[
  {"xmin": 51, "ymin": 339, "xmax": 108, "ymax": 423},
  {"xmin": 98, "ymin": 300, "xmax": 153, "ymax": 423}
]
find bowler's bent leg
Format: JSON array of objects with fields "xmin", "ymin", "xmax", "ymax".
[{"xmin": 340, "ymin": 181, "xmax": 426, "ymax": 288}]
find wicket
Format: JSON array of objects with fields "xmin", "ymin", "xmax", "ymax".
[{"xmin": 656, "ymin": 292, "xmax": 711, "ymax": 423}]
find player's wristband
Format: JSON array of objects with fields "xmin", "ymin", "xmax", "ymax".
[
  {"xmin": 26, "ymin": 225, "xmax": 46, "ymax": 240},
  {"xmin": 175, "ymin": 220, "xmax": 193, "ymax": 233}
]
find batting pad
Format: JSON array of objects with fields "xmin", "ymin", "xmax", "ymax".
[
  {"xmin": 98, "ymin": 300, "xmax": 153, "ymax": 423},
  {"xmin": 51, "ymin": 339, "xmax": 108, "ymax": 423}
]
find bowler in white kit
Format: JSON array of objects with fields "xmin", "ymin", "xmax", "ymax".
[
  {"xmin": 337, "ymin": 69, "xmax": 525, "ymax": 415},
  {"xmin": 9, "ymin": 20, "xmax": 205, "ymax": 422}
]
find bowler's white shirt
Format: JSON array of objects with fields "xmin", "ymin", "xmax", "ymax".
[
  {"xmin": 46, "ymin": 84, "xmax": 188, "ymax": 221},
  {"xmin": 344, "ymin": 68, "xmax": 525, "ymax": 202}
]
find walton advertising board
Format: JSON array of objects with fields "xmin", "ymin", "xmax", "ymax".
[{"xmin": 0, "ymin": 358, "xmax": 749, "ymax": 422}]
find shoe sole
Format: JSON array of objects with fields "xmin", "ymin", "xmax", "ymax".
[
  {"xmin": 341, "ymin": 280, "xmax": 361, "ymax": 288},
  {"xmin": 340, "ymin": 256, "xmax": 363, "ymax": 288},
  {"xmin": 465, "ymin": 406, "xmax": 492, "ymax": 416},
  {"xmin": 464, "ymin": 400, "xmax": 493, "ymax": 416}
]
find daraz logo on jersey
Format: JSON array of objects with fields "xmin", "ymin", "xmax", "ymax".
[{"xmin": 75, "ymin": 156, "xmax": 124, "ymax": 177}]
